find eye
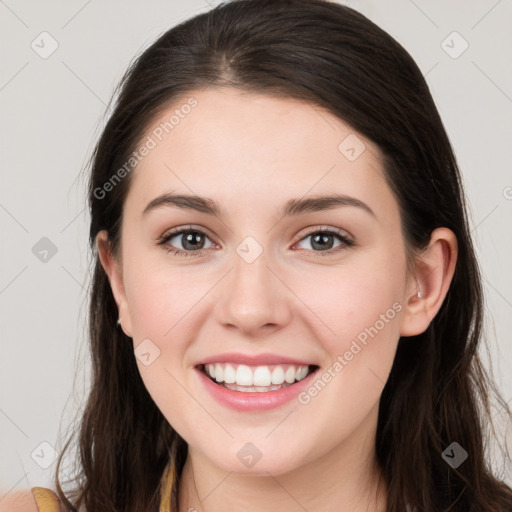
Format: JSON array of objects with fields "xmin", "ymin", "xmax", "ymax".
[
  {"xmin": 293, "ymin": 227, "xmax": 354, "ymax": 257},
  {"xmin": 157, "ymin": 225, "xmax": 354, "ymax": 258},
  {"xmin": 157, "ymin": 226, "xmax": 214, "ymax": 257}
]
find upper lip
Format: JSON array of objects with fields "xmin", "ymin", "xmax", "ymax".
[{"xmin": 195, "ymin": 352, "xmax": 316, "ymax": 367}]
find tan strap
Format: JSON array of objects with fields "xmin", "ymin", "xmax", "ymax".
[
  {"xmin": 30, "ymin": 487, "xmax": 61, "ymax": 512},
  {"xmin": 159, "ymin": 458, "xmax": 176, "ymax": 512},
  {"xmin": 31, "ymin": 466, "xmax": 176, "ymax": 512}
]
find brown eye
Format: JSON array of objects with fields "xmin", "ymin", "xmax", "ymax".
[
  {"xmin": 158, "ymin": 227, "xmax": 214, "ymax": 257},
  {"xmin": 294, "ymin": 228, "xmax": 353, "ymax": 257}
]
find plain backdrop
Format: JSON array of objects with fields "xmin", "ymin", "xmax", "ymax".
[{"xmin": 1, "ymin": 0, "xmax": 511, "ymax": 495}]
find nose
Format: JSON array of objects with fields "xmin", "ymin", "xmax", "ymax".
[{"xmin": 214, "ymin": 247, "xmax": 293, "ymax": 336}]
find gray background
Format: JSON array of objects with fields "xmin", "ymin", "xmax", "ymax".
[{"xmin": 1, "ymin": 0, "xmax": 511, "ymax": 495}]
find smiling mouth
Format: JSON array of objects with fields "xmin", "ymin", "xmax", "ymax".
[{"xmin": 198, "ymin": 363, "xmax": 319, "ymax": 393}]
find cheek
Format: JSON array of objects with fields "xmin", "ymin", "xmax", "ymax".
[
  {"xmin": 291, "ymin": 248, "xmax": 406, "ymax": 428},
  {"xmin": 295, "ymin": 252, "xmax": 405, "ymax": 353},
  {"xmin": 123, "ymin": 264, "xmax": 202, "ymax": 423},
  {"xmin": 123, "ymin": 254, "xmax": 206, "ymax": 341},
  {"xmin": 122, "ymin": 258, "xmax": 214, "ymax": 400},
  {"xmin": 291, "ymin": 261, "xmax": 404, "ymax": 447}
]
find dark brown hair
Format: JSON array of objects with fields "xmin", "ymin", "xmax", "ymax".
[{"xmin": 53, "ymin": 0, "xmax": 512, "ymax": 510}]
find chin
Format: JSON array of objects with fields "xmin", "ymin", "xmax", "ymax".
[{"xmin": 210, "ymin": 446, "xmax": 306, "ymax": 476}]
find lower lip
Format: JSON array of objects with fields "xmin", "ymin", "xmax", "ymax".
[{"xmin": 195, "ymin": 366, "xmax": 319, "ymax": 412}]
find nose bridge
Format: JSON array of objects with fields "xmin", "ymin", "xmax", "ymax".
[{"xmin": 215, "ymin": 237, "xmax": 291, "ymax": 333}]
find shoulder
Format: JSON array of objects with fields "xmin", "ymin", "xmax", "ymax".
[
  {"xmin": 0, "ymin": 490, "xmax": 38, "ymax": 512},
  {"xmin": 0, "ymin": 488, "xmax": 66, "ymax": 512}
]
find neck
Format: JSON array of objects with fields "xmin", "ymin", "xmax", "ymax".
[{"xmin": 177, "ymin": 405, "xmax": 387, "ymax": 512}]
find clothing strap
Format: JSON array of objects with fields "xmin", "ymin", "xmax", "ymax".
[
  {"xmin": 30, "ymin": 459, "xmax": 176, "ymax": 512},
  {"xmin": 30, "ymin": 487, "xmax": 61, "ymax": 512},
  {"xmin": 160, "ymin": 457, "xmax": 176, "ymax": 512}
]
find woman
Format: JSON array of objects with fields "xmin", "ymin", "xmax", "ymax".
[{"xmin": 8, "ymin": 0, "xmax": 512, "ymax": 510}]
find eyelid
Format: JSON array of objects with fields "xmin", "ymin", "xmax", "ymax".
[
  {"xmin": 158, "ymin": 224, "xmax": 214, "ymax": 242},
  {"xmin": 296, "ymin": 224, "xmax": 354, "ymax": 243},
  {"xmin": 156, "ymin": 224, "xmax": 217, "ymax": 252},
  {"xmin": 158, "ymin": 224, "xmax": 353, "ymax": 243},
  {"xmin": 157, "ymin": 224, "xmax": 354, "ymax": 257},
  {"xmin": 291, "ymin": 226, "xmax": 354, "ymax": 258}
]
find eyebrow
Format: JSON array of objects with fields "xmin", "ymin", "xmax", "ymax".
[{"xmin": 142, "ymin": 192, "xmax": 376, "ymax": 219}]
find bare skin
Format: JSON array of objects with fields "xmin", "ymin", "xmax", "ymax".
[{"xmin": 97, "ymin": 87, "xmax": 457, "ymax": 512}]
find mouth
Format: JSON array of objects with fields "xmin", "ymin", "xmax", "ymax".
[{"xmin": 196, "ymin": 362, "xmax": 320, "ymax": 393}]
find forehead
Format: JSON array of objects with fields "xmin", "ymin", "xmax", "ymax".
[{"xmin": 125, "ymin": 87, "xmax": 396, "ymax": 221}]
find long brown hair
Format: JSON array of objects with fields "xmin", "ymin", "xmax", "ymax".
[{"xmin": 53, "ymin": 1, "xmax": 512, "ymax": 510}]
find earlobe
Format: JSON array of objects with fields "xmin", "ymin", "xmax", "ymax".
[
  {"xmin": 95, "ymin": 230, "xmax": 133, "ymax": 337},
  {"xmin": 400, "ymin": 227, "xmax": 458, "ymax": 337}
]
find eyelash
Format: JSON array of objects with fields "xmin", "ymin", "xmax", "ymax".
[{"xmin": 157, "ymin": 225, "xmax": 354, "ymax": 258}]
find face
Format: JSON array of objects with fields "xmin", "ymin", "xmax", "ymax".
[{"xmin": 99, "ymin": 87, "xmax": 420, "ymax": 476}]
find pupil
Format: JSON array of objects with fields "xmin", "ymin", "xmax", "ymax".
[
  {"xmin": 183, "ymin": 231, "xmax": 203, "ymax": 250},
  {"xmin": 312, "ymin": 233, "xmax": 333, "ymax": 250}
]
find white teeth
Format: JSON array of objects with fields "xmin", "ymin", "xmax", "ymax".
[
  {"xmin": 284, "ymin": 366, "xmax": 296, "ymax": 384},
  {"xmin": 204, "ymin": 362, "xmax": 312, "ymax": 387},
  {"xmin": 236, "ymin": 365, "xmax": 254, "ymax": 386},
  {"xmin": 295, "ymin": 366, "xmax": 308, "ymax": 380},
  {"xmin": 253, "ymin": 366, "xmax": 271, "ymax": 386},
  {"xmin": 214, "ymin": 363, "xmax": 223, "ymax": 382},
  {"xmin": 223, "ymin": 363, "xmax": 236, "ymax": 384},
  {"xmin": 271, "ymin": 366, "xmax": 285, "ymax": 385},
  {"xmin": 223, "ymin": 382, "xmax": 292, "ymax": 392}
]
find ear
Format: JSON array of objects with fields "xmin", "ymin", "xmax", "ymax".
[
  {"xmin": 96, "ymin": 230, "xmax": 133, "ymax": 337},
  {"xmin": 400, "ymin": 227, "xmax": 458, "ymax": 337}
]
